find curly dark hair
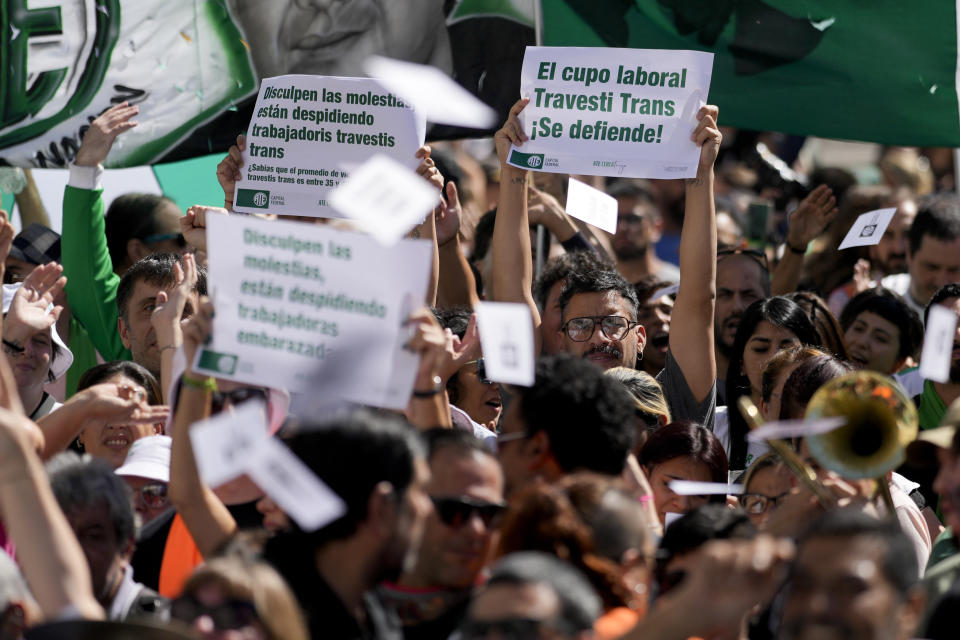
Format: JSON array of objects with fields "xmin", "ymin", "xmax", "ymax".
[
  {"xmin": 533, "ymin": 250, "xmax": 615, "ymax": 311},
  {"xmin": 517, "ymin": 354, "xmax": 635, "ymax": 475},
  {"xmin": 558, "ymin": 269, "xmax": 640, "ymax": 321}
]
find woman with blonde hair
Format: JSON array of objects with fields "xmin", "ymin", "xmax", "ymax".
[
  {"xmin": 605, "ymin": 367, "xmax": 671, "ymax": 454},
  {"xmin": 171, "ymin": 555, "xmax": 308, "ymax": 640}
]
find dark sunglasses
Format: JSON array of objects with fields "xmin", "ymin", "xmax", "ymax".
[
  {"xmin": 210, "ymin": 387, "xmax": 268, "ymax": 414},
  {"xmin": 462, "ymin": 358, "xmax": 492, "ymax": 385},
  {"xmin": 717, "ymin": 246, "xmax": 769, "ymax": 272},
  {"xmin": 170, "ymin": 595, "xmax": 258, "ymax": 630},
  {"xmin": 431, "ymin": 495, "xmax": 506, "ymax": 529},
  {"xmin": 142, "ymin": 231, "xmax": 187, "ymax": 248},
  {"xmin": 135, "ymin": 482, "xmax": 169, "ymax": 510}
]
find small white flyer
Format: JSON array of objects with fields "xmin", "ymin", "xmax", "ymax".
[
  {"xmin": 330, "ymin": 154, "xmax": 440, "ymax": 245},
  {"xmin": 564, "ymin": 178, "xmax": 618, "ymax": 233},
  {"xmin": 246, "ymin": 437, "xmax": 347, "ymax": 532},
  {"xmin": 189, "ymin": 400, "xmax": 268, "ymax": 488},
  {"xmin": 668, "ymin": 480, "xmax": 744, "ymax": 496},
  {"xmin": 746, "ymin": 417, "xmax": 846, "ymax": 442},
  {"xmin": 919, "ymin": 305, "xmax": 958, "ymax": 384},
  {"xmin": 838, "ymin": 208, "xmax": 897, "ymax": 250},
  {"xmin": 364, "ymin": 56, "xmax": 498, "ymax": 129},
  {"xmin": 474, "ymin": 301, "xmax": 536, "ymax": 387}
]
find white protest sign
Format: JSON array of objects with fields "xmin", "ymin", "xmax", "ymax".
[
  {"xmin": 330, "ymin": 154, "xmax": 440, "ymax": 245},
  {"xmin": 668, "ymin": 480, "xmax": 744, "ymax": 496},
  {"xmin": 838, "ymin": 208, "xmax": 897, "ymax": 250},
  {"xmin": 746, "ymin": 417, "xmax": 846, "ymax": 443},
  {"xmin": 564, "ymin": 177, "xmax": 618, "ymax": 233},
  {"xmin": 365, "ymin": 56, "xmax": 498, "ymax": 129},
  {"xmin": 234, "ymin": 75, "xmax": 426, "ymax": 217},
  {"xmin": 507, "ymin": 46, "xmax": 713, "ymax": 179},
  {"xmin": 920, "ymin": 306, "xmax": 958, "ymax": 384},
  {"xmin": 189, "ymin": 400, "xmax": 268, "ymax": 488},
  {"xmin": 474, "ymin": 301, "xmax": 535, "ymax": 387},
  {"xmin": 192, "ymin": 214, "xmax": 431, "ymax": 409},
  {"xmin": 246, "ymin": 437, "xmax": 347, "ymax": 532}
]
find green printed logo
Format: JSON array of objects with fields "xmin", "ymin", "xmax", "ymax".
[
  {"xmin": 237, "ymin": 188, "xmax": 270, "ymax": 209},
  {"xmin": 198, "ymin": 349, "xmax": 238, "ymax": 375},
  {"xmin": 509, "ymin": 150, "xmax": 544, "ymax": 168}
]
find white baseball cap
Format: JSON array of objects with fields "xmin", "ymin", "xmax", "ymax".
[{"xmin": 115, "ymin": 435, "xmax": 171, "ymax": 483}]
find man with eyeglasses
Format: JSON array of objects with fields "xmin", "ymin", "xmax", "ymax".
[
  {"xmin": 490, "ymin": 102, "xmax": 720, "ymax": 431},
  {"xmin": 382, "ymin": 429, "xmax": 505, "ymax": 640}
]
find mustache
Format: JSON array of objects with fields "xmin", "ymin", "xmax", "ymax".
[
  {"xmin": 586, "ymin": 344, "xmax": 622, "ymax": 359},
  {"xmin": 722, "ymin": 312, "xmax": 743, "ymax": 330}
]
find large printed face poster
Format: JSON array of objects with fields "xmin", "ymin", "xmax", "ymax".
[{"xmin": 0, "ymin": 1, "xmax": 535, "ymax": 168}]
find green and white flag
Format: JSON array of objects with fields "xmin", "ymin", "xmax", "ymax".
[
  {"xmin": 543, "ymin": 0, "xmax": 960, "ymax": 146},
  {"xmin": 0, "ymin": 0, "xmax": 255, "ymax": 167}
]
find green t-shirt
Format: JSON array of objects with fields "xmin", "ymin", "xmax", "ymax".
[
  {"xmin": 918, "ymin": 379, "xmax": 948, "ymax": 431},
  {"xmin": 927, "ymin": 527, "xmax": 957, "ymax": 572}
]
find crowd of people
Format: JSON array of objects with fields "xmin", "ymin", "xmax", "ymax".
[{"xmin": 0, "ymin": 74, "xmax": 959, "ymax": 640}]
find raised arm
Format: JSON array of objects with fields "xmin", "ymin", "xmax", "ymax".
[
  {"xmin": 527, "ymin": 183, "xmax": 611, "ymax": 260},
  {"xmin": 216, "ymin": 135, "xmax": 245, "ymax": 213},
  {"xmin": 166, "ymin": 298, "xmax": 238, "ymax": 558},
  {"xmin": 668, "ymin": 106, "xmax": 721, "ymax": 404},
  {"xmin": 35, "ymin": 382, "xmax": 168, "ymax": 459},
  {"xmin": 436, "ymin": 182, "xmax": 480, "ymax": 308},
  {"xmin": 409, "ymin": 146, "xmax": 444, "ymax": 307},
  {"xmin": 0, "ymin": 345, "xmax": 102, "ymax": 619},
  {"xmin": 771, "ymin": 184, "xmax": 838, "ymax": 295},
  {"xmin": 492, "ymin": 98, "xmax": 542, "ymax": 350},
  {"xmin": 62, "ymin": 102, "xmax": 139, "ymax": 361},
  {"xmin": 150, "ymin": 253, "xmax": 198, "ymax": 402},
  {"xmin": 403, "ymin": 307, "xmax": 453, "ymax": 430}
]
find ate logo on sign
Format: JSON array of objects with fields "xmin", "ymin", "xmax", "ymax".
[{"xmin": 0, "ymin": 0, "xmax": 121, "ymax": 149}]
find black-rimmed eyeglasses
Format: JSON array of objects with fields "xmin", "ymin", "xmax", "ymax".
[{"xmin": 561, "ymin": 315, "xmax": 638, "ymax": 342}]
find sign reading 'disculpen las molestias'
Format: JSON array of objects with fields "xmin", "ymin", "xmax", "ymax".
[
  {"xmin": 507, "ymin": 47, "xmax": 713, "ymax": 179},
  {"xmin": 233, "ymin": 75, "xmax": 426, "ymax": 216},
  {"xmin": 192, "ymin": 214, "xmax": 432, "ymax": 409}
]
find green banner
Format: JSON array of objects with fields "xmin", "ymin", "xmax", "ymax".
[{"xmin": 543, "ymin": 0, "xmax": 960, "ymax": 146}]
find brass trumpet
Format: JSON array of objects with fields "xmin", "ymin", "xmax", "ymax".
[
  {"xmin": 738, "ymin": 371, "xmax": 918, "ymax": 513},
  {"xmin": 805, "ymin": 370, "xmax": 918, "ymax": 511}
]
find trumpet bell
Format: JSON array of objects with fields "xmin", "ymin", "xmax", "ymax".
[{"xmin": 805, "ymin": 371, "xmax": 918, "ymax": 480}]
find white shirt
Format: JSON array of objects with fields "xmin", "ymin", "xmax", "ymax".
[{"xmin": 880, "ymin": 273, "xmax": 926, "ymax": 319}]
